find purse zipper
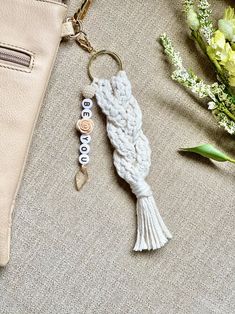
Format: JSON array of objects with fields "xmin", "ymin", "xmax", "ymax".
[{"xmin": 0, "ymin": 46, "xmax": 31, "ymax": 68}]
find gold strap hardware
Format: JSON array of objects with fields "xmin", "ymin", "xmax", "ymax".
[
  {"xmin": 73, "ymin": 0, "xmax": 93, "ymax": 22},
  {"xmin": 66, "ymin": 0, "xmax": 96, "ymax": 53},
  {"xmin": 76, "ymin": 31, "xmax": 96, "ymax": 54}
]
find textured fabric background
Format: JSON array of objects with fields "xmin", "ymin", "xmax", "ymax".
[{"xmin": 1, "ymin": 1, "xmax": 235, "ymax": 313}]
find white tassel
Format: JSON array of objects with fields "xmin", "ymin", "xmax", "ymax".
[
  {"xmin": 92, "ymin": 71, "xmax": 172, "ymax": 251},
  {"xmin": 132, "ymin": 180, "xmax": 172, "ymax": 251},
  {"xmin": 134, "ymin": 196, "xmax": 172, "ymax": 250}
]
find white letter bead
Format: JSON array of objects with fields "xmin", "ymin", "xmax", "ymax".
[
  {"xmin": 79, "ymin": 154, "xmax": 89, "ymax": 165},
  {"xmin": 80, "ymin": 134, "xmax": 91, "ymax": 144},
  {"xmin": 81, "ymin": 109, "xmax": 92, "ymax": 118},
  {"xmin": 82, "ymin": 98, "xmax": 93, "ymax": 109},
  {"xmin": 80, "ymin": 143, "xmax": 90, "ymax": 154}
]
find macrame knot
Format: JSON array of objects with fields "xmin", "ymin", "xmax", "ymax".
[
  {"xmin": 131, "ymin": 180, "xmax": 152, "ymax": 199},
  {"xmin": 92, "ymin": 71, "xmax": 172, "ymax": 251}
]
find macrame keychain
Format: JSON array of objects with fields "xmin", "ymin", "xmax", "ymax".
[{"xmin": 68, "ymin": 0, "xmax": 172, "ymax": 251}]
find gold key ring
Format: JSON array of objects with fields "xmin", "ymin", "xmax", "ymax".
[{"xmin": 88, "ymin": 50, "xmax": 123, "ymax": 81}]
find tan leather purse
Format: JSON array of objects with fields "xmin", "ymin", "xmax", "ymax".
[{"xmin": 0, "ymin": 0, "xmax": 69, "ymax": 266}]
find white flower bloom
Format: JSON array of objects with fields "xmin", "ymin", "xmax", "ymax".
[
  {"xmin": 218, "ymin": 7, "xmax": 235, "ymax": 42},
  {"xmin": 198, "ymin": 0, "xmax": 214, "ymax": 44},
  {"xmin": 160, "ymin": 32, "xmax": 235, "ymax": 135},
  {"xmin": 187, "ymin": 8, "xmax": 200, "ymax": 30},
  {"xmin": 183, "ymin": 0, "xmax": 195, "ymax": 14},
  {"xmin": 208, "ymin": 101, "xmax": 217, "ymax": 110},
  {"xmin": 218, "ymin": 19, "xmax": 234, "ymax": 42}
]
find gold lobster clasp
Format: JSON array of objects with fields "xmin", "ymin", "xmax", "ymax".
[{"xmin": 65, "ymin": 0, "xmax": 95, "ymax": 53}]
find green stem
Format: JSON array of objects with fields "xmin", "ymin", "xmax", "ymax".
[
  {"xmin": 191, "ymin": 30, "xmax": 207, "ymax": 54},
  {"xmin": 222, "ymin": 106, "xmax": 235, "ymax": 122}
]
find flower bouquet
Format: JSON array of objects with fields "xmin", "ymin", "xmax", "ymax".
[{"xmin": 160, "ymin": 0, "xmax": 235, "ymax": 163}]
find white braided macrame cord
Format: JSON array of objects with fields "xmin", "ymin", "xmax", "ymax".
[{"xmin": 91, "ymin": 71, "xmax": 172, "ymax": 251}]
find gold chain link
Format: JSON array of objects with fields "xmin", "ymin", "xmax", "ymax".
[{"xmin": 73, "ymin": 0, "xmax": 93, "ymax": 22}]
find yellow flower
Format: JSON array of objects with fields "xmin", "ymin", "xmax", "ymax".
[
  {"xmin": 224, "ymin": 50, "xmax": 235, "ymax": 76},
  {"xmin": 219, "ymin": 43, "xmax": 232, "ymax": 65},
  {"xmin": 206, "ymin": 30, "xmax": 235, "ymax": 86},
  {"xmin": 207, "ymin": 31, "xmax": 231, "ymax": 65},
  {"xmin": 211, "ymin": 30, "xmax": 226, "ymax": 50},
  {"xmin": 218, "ymin": 7, "xmax": 235, "ymax": 42},
  {"xmin": 223, "ymin": 49, "xmax": 235, "ymax": 86},
  {"xmin": 224, "ymin": 7, "xmax": 235, "ymax": 20}
]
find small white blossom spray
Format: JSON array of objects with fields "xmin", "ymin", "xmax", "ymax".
[{"xmin": 160, "ymin": 0, "xmax": 235, "ymax": 135}]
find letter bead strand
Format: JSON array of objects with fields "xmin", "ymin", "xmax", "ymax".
[
  {"xmin": 76, "ymin": 85, "xmax": 96, "ymax": 169},
  {"xmin": 76, "ymin": 98, "xmax": 94, "ymax": 166}
]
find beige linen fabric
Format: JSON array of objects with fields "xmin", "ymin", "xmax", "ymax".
[{"xmin": 0, "ymin": 0, "xmax": 234, "ymax": 313}]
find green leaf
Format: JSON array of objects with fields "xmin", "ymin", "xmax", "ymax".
[{"xmin": 180, "ymin": 144, "xmax": 235, "ymax": 163}]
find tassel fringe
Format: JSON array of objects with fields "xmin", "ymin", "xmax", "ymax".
[{"xmin": 134, "ymin": 196, "xmax": 172, "ymax": 251}]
